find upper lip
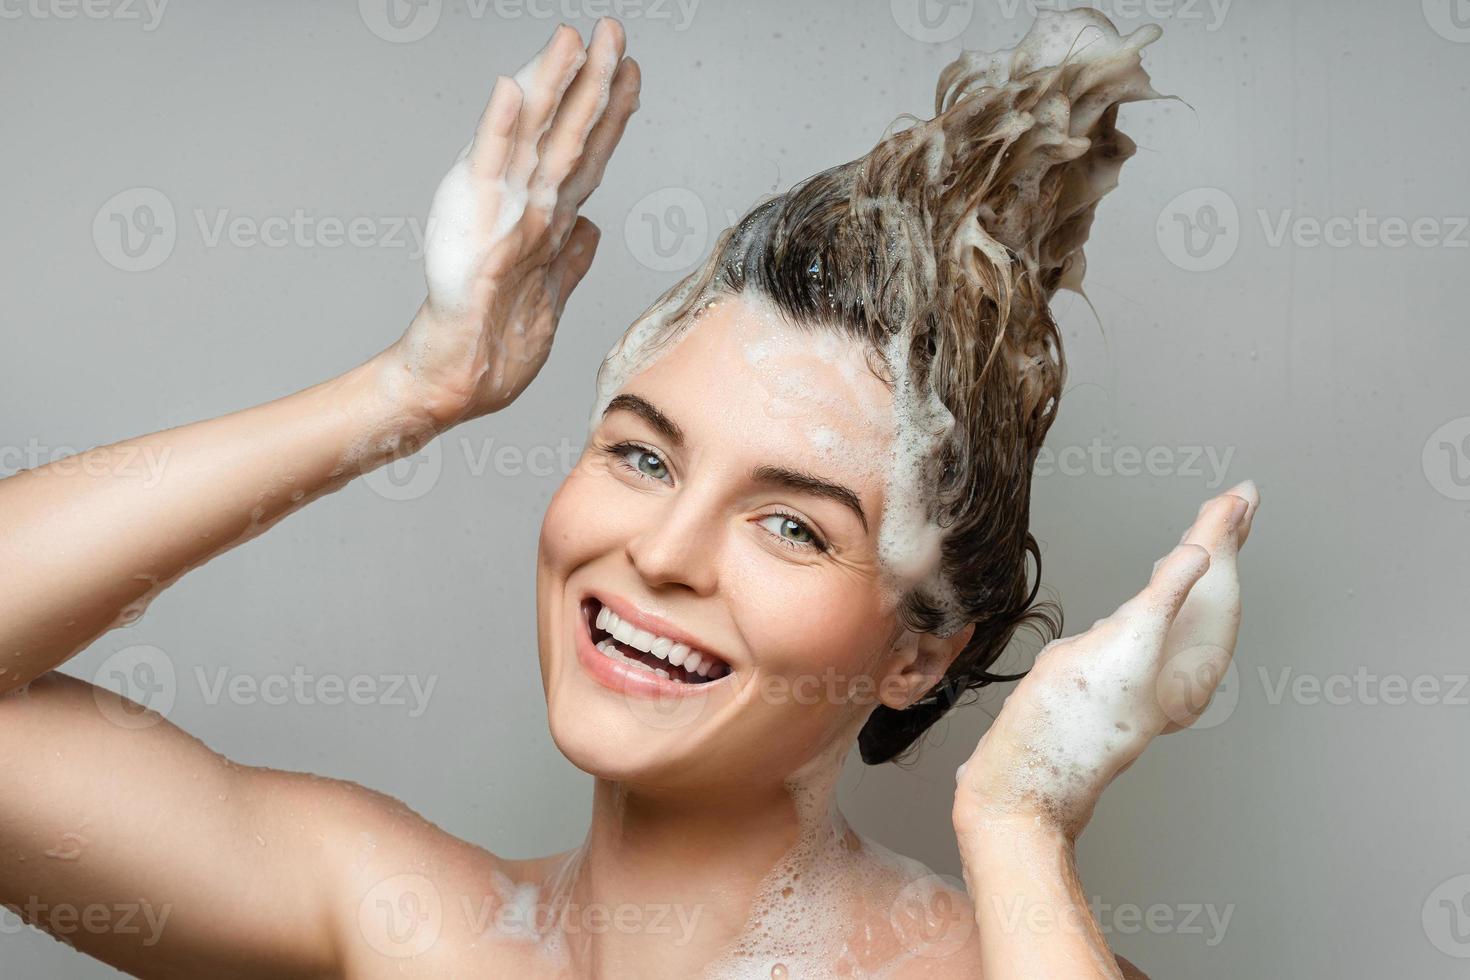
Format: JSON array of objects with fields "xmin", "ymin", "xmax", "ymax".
[{"xmin": 582, "ymin": 590, "xmax": 733, "ymax": 670}]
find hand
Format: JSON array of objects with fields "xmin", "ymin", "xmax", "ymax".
[
  {"xmin": 953, "ymin": 483, "xmax": 1260, "ymax": 843},
  {"xmin": 392, "ymin": 19, "xmax": 641, "ymax": 426}
]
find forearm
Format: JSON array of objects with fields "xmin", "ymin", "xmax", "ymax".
[
  {"xmin": 0, "ymin": 346, "xmax": 437, "ymax": 690},
  {"xmin": 958, "ymin": 817, "xmax": 1122, "ymax": 980}
]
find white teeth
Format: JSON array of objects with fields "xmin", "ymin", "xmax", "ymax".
[
  {"xmin": 593, "ymin": 603, "xmax": 729, "ymax": 680},
  {"xmin": 655, "ymin": 668, "xmax": 669, "ymax": 680}
]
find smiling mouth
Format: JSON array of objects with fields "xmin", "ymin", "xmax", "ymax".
[{"xmin": 580, "ymin": 598, "xmax": 731, "ymax": 684}]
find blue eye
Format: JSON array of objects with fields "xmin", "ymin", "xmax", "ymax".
[
  {"xmin": 633, "ymin": 450, "xmax": 668, "ymax": 480},
  {"xmin": 757, "ymin": 513, "xmax": 824, "ymax": 550},
  {"xmin": 611, "ymin": 443, "xmax": 671, "ymax": 483}
]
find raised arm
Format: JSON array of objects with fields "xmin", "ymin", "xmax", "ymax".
[
  {"xmin": 953, "ymin": 484, "xmax": 1258, "ymax": 978},
  {"xmin": 0, "ymin": 20, "xmax": 637, "ymax": 692},
  {"xmin": 0, "ymin": 354, "xmax": 430, "ymax": 688},
  {"xmin": 0, "ymin": 19, "xmax": 639, "ymax": 977}
]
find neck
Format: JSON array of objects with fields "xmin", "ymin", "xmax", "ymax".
[{"xmin": 553, "ymin": 767, "xmax": 850, "ymax": 977}]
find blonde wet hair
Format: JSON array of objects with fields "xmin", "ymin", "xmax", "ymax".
[{"xmin": 594, "ymin": 8, "xmax": 1166, "ymax": 762}]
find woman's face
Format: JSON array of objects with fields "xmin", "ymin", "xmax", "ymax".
[{"xmin": 536, "ymin": 295, "xmax": 914, "ymax": 789}]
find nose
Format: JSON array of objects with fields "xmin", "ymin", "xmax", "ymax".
[{"xmin": 624, "ymin": 489, "xmax": 721, "ymax": 597}]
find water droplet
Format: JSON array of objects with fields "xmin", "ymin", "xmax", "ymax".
[
  {"xmin": 771, "ymin": 964, "xmax": 788, "ymax": 980},
  {"xmin": 44, "ymin": 832, "xmax": 88, "ymax": 861}
]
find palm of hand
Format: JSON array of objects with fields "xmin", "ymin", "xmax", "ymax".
[
  {"xmin": 402, "ymin": 20, "xmax": 641, "ymax": 425},
  {"xmin": 955, "ymin": 484, "xmax": 1258, "ymax": 840}
]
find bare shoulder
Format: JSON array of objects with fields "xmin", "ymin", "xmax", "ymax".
[
  {"xmin": 852, "ymin": 838, "xmax": 984, "ymax": 977},
  {"xmin": 869, "ymin": 849, "xmax": 1150, "ymax": 980},
  {"xmin": 293, "ymin": 773, "xmax": 562, "ymax": 976}
]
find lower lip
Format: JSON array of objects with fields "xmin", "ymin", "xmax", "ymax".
[{"xmin": 574, "ymin": 605, "xmax": 730, "ymax": 699}]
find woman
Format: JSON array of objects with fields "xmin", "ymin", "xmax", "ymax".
[{"xmin": 0, "ymin": 10, "xmax": 1257, "ymax": 978}]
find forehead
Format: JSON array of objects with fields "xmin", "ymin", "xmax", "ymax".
[{"xmin": 619, "ymin": 295, "xmax": 896, "ymax": 494}]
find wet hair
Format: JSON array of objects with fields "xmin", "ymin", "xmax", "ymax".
[{"xmin": 598, "ymin": 11, "xmax": 1164, "ymax": 763}]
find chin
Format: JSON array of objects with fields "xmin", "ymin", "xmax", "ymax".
[{"xmin": 539, "ymin": 589, "xmax": 740, "ymax": 787}]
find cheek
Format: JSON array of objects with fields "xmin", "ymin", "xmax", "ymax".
[
  {"xmin": 539, "ymin": 462, "xmax": 626, "ymax": 573},
  {"xmin": 724, "ymin": 553, "xmax": 892, "ymax": 688}
]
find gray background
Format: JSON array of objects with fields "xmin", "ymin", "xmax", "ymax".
[{"xmin": 3, "ymin": 0, "xmax": 1468, "ymax": 976}]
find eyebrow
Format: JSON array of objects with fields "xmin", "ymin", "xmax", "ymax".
[
  {"xmin": 604, "ymin": 393, "xmax": 685, "ymax": 447},
  {"xmin": 604, "ymin": 393, "xmax": 869, "ymax": 532},
  {"xmin": 751, "ymin": 465, "xmax": 869, "ymax": 532}
]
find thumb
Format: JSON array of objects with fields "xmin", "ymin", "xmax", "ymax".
[{"xmin": 550, "ymin": 216, "xmax": 601, "ymax": 321}]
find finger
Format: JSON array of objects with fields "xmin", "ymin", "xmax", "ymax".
[
  {"xmin": 467, "ymin": 75, "xmax": 525, "ymax": 177},
  {"xmin": 561, "ymin": 55, "xmax": 641, "ymax": 208},
  {"xmin": 1225, "ymin": 478, "xmax": 1260, "ymax": 548},
  {"xmin": 1179, "ymin": 492, "xmax": 1248, "ymax": 557},
  {"xmin": 532, "ymin": 18, "xmax": 626, "ymax": 197},
  {"xmin": 549, "ymin": 217, "xmax": 601, "ymax": 321},
  {"xmin": 1115, "ymin": 543, "xmax": 1211, "ymax": 636},
  {"xmin": 1170, "ymin": 496, "xmax": 1246, "ymax": 646},
  {"xmin": 507, "ymin": 24, "xmax": 589, "ymax": 189},
  {"xmin": 1156, "ymin": 488, "xmax": 1253, "ymax": 730}
]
